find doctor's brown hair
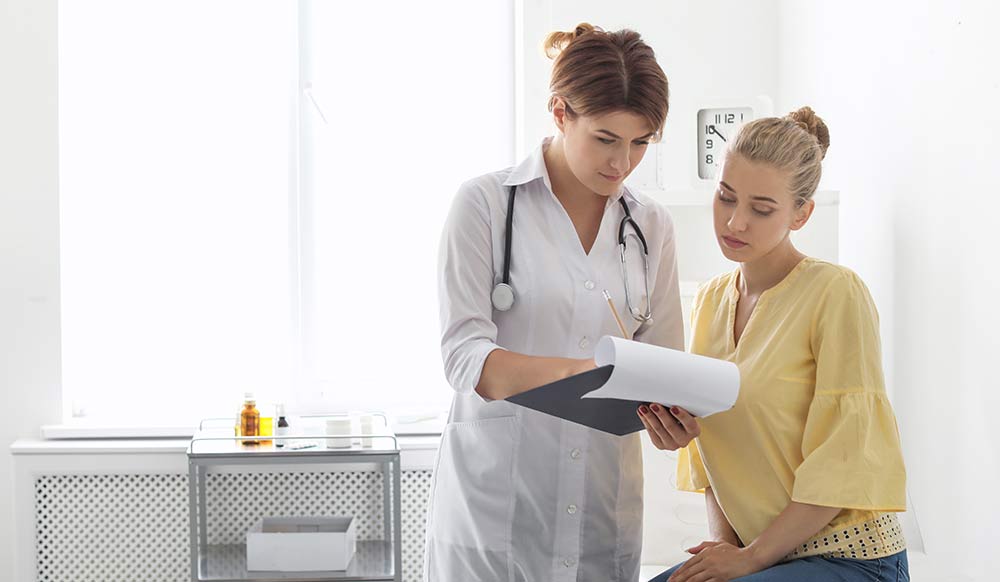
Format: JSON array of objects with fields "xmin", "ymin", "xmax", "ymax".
[{"xmin": 544, "ymin": 23, "xmax": 669, "ymax": 139}]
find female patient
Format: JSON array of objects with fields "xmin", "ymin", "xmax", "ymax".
[{"xmin": 647, "ymin": 107, "xmax": 909, "ymax": 582}]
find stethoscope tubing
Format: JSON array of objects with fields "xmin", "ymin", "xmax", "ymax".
[{"xmin": 493, "ymin": 184, "xmax": 651, "ymax": 323}]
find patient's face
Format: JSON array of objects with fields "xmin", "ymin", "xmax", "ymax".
[{"xmin": 713, "ymin": 154, "xmax": 804, "ymax": 263}]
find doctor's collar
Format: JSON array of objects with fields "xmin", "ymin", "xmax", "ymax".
[{"xmin": 501, "ymin": 138, "xmax": 552, "ymax": 188}]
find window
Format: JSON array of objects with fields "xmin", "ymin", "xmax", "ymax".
[{"xmin": 59, "ymin": 1, "xmax": 514, "ymax": 425}]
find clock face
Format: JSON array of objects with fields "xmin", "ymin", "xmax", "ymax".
[{"xmin": 697, "ymin": 107, "xmax": 753, "ymax": 180}]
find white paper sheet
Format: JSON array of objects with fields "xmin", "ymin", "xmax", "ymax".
[{"xmin": 584, "ymin": 336, "xmax": 740, "ymax": 418}]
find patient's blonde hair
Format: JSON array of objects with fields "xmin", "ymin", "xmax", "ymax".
[{"xmin": 728, "ymin": 106, "xmax": 830, "ymax": 206}]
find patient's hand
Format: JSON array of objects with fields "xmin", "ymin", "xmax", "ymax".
[
  {"xmin": 668, "ymin": 541, "xmax": 759, "ymax": 582},
  {"xmin": 637, "ymin": 404, "xmax": 700, "ymax": 450}
]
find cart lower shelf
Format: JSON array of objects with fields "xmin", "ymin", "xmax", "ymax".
[{"xmin": 196, "ymin": 540, "xmax": 396, "ymax": 581}]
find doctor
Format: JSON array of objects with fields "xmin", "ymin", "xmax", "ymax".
[{"xmin": 425, "ymin": 23, "xmax": 700, "ymax": 582}]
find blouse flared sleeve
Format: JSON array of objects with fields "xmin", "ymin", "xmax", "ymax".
[{"xmin": 791, "ymin": 272, "xmax": 907, "ymax": 511}]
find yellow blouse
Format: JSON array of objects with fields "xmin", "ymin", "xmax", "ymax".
[{"xmin": 676, "ymin": 258, "xmax": 907, "ymax": 560}]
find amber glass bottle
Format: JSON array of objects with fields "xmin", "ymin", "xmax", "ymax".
[{"xmin": 240, "ymin": 392, "xmax": 260, "ymax": 445}]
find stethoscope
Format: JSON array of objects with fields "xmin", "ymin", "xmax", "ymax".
[{"xmin": 491, "ymin": 184, "xmax": 653, "ymax": 323}]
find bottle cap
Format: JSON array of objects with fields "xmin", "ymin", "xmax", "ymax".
[{"xmin": 244, "ymin": 392, "xmax": 255, "ymax": 403}]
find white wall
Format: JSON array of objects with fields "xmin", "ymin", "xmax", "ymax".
[
  {"xmin": 0, "ymin": 0, "xmax": 62, "ymax": 578},
  {"xmin": 777, "ymin": 2, "xmax": 1000, "ymax": 580}
]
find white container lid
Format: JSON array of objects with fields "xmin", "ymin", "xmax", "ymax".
[{"xmin": 325, "ymin": 418, "xmax": 352, "ymax": 433}]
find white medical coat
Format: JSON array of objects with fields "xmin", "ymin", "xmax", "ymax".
[{"xmin": 425, "ymin": 138, "xmax": 684, "ymax": 582}]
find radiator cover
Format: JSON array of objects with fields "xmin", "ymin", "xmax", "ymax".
[{"xmin": 35, "ymin": 470, "xmax": 433, "ymax": 582}]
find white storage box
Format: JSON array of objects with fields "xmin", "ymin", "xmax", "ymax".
[{"xmin": 246, "ymin": 516, "xmax": 357, "ymax": 572}]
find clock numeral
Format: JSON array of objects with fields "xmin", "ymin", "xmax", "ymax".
[
  {"xmin": 705, "ymin": 139, "xmax": 714, "ymax": 149},
  {"xmin": 725, "ymin": 113, "xmax": 735, "ymax": 123},
  {"xmin": 705, "ymin": 124, "xmax": 713, "ymax": 134},
  {"xmin": 714, "ymin": 114, "xmax": 721, "ymax": 123},
  {"xmin": 705, "ymin": 154, "xmax": 714, "ymax": 165}
]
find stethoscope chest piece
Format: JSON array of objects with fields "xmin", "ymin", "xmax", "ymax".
[{"xmin": 492, "ymin": 283, "xmax": 515, "ymax": 311}]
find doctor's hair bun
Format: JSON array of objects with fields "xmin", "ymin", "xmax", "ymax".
[
  {"xmin": 786, "ymin": 106, "xmax": 830, "ymax": 160},
  {"xmin": 543, "ymin": 23, "xmax": 601, "ymax": 59}
]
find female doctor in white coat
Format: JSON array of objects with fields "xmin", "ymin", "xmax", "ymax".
[{"xmin": 426, "ymin": 23, "xmax": 701, "ymax": 582}]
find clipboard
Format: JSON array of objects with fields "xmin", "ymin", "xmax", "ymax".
[
  {"xmin": 506, "ymin": 365, "xmax": 646, "ymax": 436},
  {"xmin": 504, "ymin": 336, "xmax": 740, "ymax": 436}
]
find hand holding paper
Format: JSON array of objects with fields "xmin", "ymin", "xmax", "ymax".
[
  {"xmin": 586, "ymin": 336, "xmax": 740, "ymax": 418},
  {"xmin": 506, "ymin": 336, "xmax": 740, "ymax": 435}
]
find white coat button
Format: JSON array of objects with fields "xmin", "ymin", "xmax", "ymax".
[
  {"xmin": 584, "ymin": 280, "xmax": 595, "ymax": 290},
  {"xmin": 567, "ymin": 504, "xmax": 578, "ymax": 514},
  {"xmin": 570, "ymin": 448, "xmax": 581, "ymax": 459},
  {"xmin": 564, "ymin": 557, "xmax": 577, "ymax": 567},
  {"xmin": 579, "ymin": 337, "xmax": 589, "ymax": 349}
]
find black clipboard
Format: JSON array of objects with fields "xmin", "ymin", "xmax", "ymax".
[{"xmin": 506, "ymin": 365, "xmax": 646, "ymax": 436}]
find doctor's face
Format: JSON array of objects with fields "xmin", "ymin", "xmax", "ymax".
[
  {"xmin": 713, "ymin": 153, "xmax": 812, "ymax": 263},
  {"xmin": 558, "ymin": 108, "xmax": 656, "ymax": 197}
]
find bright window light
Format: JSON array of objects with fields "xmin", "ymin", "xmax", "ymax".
[
  {"xmin": 58, "ymin": 1, "xmax": 513, "ymax": 425},
  {"xmin": 297, "ymin": 0, "xmax": 514, "ymax": 415}
]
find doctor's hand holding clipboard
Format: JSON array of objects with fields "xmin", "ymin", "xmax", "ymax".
[
  {"xmin": 602, "ymin": 290, "xmax": 704, "ymax": 449},
  {"xmin": 425, "ymin": 22, "xmax": 694, "ymax": 582}
]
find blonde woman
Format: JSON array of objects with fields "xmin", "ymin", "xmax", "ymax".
[{"xmin": 647, "ymin": 108, "xmax": 909, "ymax": 582}]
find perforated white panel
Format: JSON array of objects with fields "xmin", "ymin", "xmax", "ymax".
[
  {"xmin": 36, "ymin": 474, "xmax": 190, "ymax": 582},
  {"xmin": 35, "ymin": 470, "xmax": 433, "ymax": 582},
  {"xmin": 400, "ymin": 469, "xmax": 432, "ymax": 580}
]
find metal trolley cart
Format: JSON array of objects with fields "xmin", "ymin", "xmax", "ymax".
[{"xmin": 187, "ymin": 418, "xmax": 402, "ymax": 582}]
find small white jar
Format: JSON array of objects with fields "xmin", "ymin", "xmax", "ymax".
[{"xmin": 325, "ymin": 417, "xmax": 353, "ymax": 449}]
